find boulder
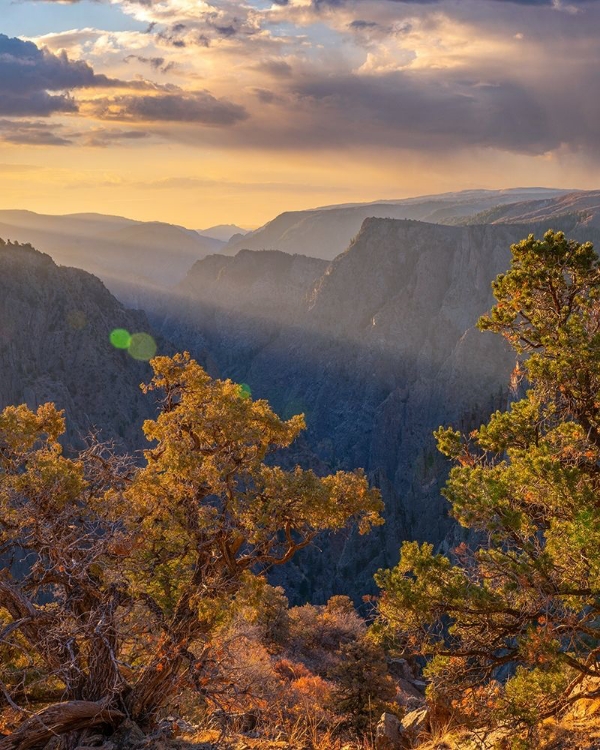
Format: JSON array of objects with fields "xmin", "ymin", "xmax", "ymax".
[
  {"xmin": 388, "ymin": 658, "xmax": 417, "ymax": 683},
  {"xmin": 375, "ymin": 712, "xmax": 402, "ymax": 750},
  {"xmin": 400, "ymin": 708, "xmax": 430, "ymax": 746},
  {"xmin": 396, "ymin": 678, "xmax": 427, "ymax": 711}
]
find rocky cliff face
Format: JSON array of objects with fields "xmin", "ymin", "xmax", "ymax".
[
  {"xmin": 155, "ymin": 249, "xmax": 328, "ymax": 382},
  {"xmin": 0, "ymin": 239, "xmax": 159, "ymax": 447},
  {"xmin": 156, "ymin": 219, "xmax": 531, "ymax": 601}
]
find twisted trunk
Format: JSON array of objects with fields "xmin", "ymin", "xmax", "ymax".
[{"xmin": 0, "ymin": 701, "xmax": 125, "ymax": 750}]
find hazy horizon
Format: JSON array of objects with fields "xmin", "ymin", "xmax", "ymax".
[
  {"xmin": 1, "ymin": 0, "xmax": 600, "ymax": 228},
  {"xmin": 0, "ymin": 185, "xmax": 581, "ymax": 232}
]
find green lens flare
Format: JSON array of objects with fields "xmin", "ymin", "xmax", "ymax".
[
  {"xmin": 110, "ymin": 329, "xmax": 131, "ymax": 349},
  {"xmin": 128, "ymin": 332, "xmax": 157, "ymax": 361},
  {"xmin": 239, "ymin": 383, "xmax": 252, "ymax": 400}
]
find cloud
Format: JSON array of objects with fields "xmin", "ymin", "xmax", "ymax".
[
  {"xmin": 253, "ymin": 88, "xmax": 286, "ymax": 105},
  {"xmin": 252, "ymin": 59, "xmax": 294, "ymax": 78},
  {"xmin": 124, "ymin": 54, "xmax": 176, "ymax": 73},
  {"xmin": 291, "ymin": 71, "xmax": 554, "ymax": 153},
  {"xmin": 91, "ymin": 90, "xmax": 248, "ymax": 125},
  {"xmin": 5, "ymin": 0, "xmax": 600, "ymax": 168},
  {"xmin": 0, "ymin": 34, "xmax": 125, "ymax": 116},
  {"xmin": 0, "ymin": 119, "xmax": 151, "ymax": 149},
  {"xmin": 82, "ymin": 127, "xmax": 151, "ymax": 146},
  {"xmin": 349, "ymin": 20, "xmax": 381, "ymax": 29},
  {"xmin": 117, "ymin": 0, "xmax": 292, "ymax": 56},
  {"xmin": 0, "ymin": 93, "xmax": 77, "ymax": 118},
  {"xmin": 0, "ymin": 120, "xmax": 73, "ymax": 146}
]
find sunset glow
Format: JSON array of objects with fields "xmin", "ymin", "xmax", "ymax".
[{"xmin": 1, "ymin": 0, "xmax": 599, "ymax": 227}]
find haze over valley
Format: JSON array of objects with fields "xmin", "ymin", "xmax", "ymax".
[{"xmin": 6, "ymin": 188, "xmax": 600, "ymax": 599}]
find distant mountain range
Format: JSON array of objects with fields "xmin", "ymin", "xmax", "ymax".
[
  {"xmin": 220, "ymin": 188, "xmax": 571, "ymax": 261},
  {"xmin": 456, "ymin": 189, "xmax": 600, "ymax": 230},
  {"xmin": 1, "ymin": 189, "xmax": 592, "ymax": 308},
  {"xmin": 0, "ymin": 210, "xmax": 224, "ymax": 304},
  {"xmin": 198, "ymin": 223, "xmax": 249, "ymax": 242}
]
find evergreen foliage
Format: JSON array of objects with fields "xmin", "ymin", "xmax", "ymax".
[
  {"xmin": 376, "ymin": 231, "xmax": 600, "ymax": 730},
  {"xmin": 0, "ymin": 353, "xmax": 383, "ymax": 746}
]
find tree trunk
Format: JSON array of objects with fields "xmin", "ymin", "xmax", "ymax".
[
  {"xmin": 0, "ymin": 701, "xmax": 125, "ymax": 750},
  {"xmin": 128, "ymin": 652, "xmax": 184, "ymax": 727}
]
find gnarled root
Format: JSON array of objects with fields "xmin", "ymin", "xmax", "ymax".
[{"xmin": 0, "ymin": 700, "xmax": 125, "ymax": 750}]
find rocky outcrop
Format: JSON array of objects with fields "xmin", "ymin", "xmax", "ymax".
[
  {"xmin": 400, "ymin": 709, "xmax": 430, "ymax": 747},
  {"xmin": 0, "ymin": 239, "xmax": 159, "ymax": 447}
]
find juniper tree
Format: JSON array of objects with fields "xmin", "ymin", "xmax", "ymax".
[
  {"xmin": 0, "ymin": 353, "xmax": 383, "ymax": 748},
  {"xmin": 376, "ymin": 231, "xmax": 600, "ymax": 730}
]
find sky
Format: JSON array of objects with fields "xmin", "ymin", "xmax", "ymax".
[{"xmin": 0, "ymin": 0, "xmax": 599, "ymax": 229}]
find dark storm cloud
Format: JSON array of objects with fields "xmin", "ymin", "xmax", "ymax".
[
  {"xmin": 158, "ymin": 68, "xmax": 565, "ymax": 157},
  {"xmin": 0, "ymin": 34, "xmax": 123, "ymax": 116},
  {"xmin": 292, "ymin": 71, "xmax": 556, "ymax": 153},
  {"xmin": 0, "ymin": 93, "xmax": 77, "ymax": 118},
  {"xmin": 92, "ymin": 91, "xmax": 249, "ymax": 126}
]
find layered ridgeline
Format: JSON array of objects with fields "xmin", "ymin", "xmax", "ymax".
[
  {"xmin": 156, "ymin": 219, "xmax": 537, "ymax": 601},
  {"xmin": 198, "ymin": 223, "xmax": 249, "ymax": 242},
  {"xmin": 221, "ymin": 187, "xmax": 569, "ymax": 261},
  {"xmin": 0, "ymin": 190, "xmax": 575, "ymax": 306},
  {"xmin": 0, "ymin": 239, "xmax": 159, "ymax": 446},
  {"xmin": 458, "ymin": 189, "xmax": 600, "ymax": 234},
  {"xmin": 0, "ymin": 210, "xmax": 224, "ymax": 305}
]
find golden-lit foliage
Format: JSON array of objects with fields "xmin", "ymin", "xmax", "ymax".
[
  {"xmin": 376, "ymin": 232, "xmax": 600, "ymax": 734},
  {"xmin": 0, "ymin": 353, "xmax": 383, "ymax": 746}
]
